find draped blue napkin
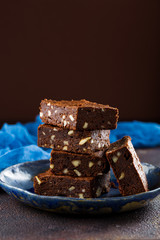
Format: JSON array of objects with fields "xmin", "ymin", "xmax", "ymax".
[{"xmin": 0, "ymin": 116, "xmax": 160, "ymax": 172}]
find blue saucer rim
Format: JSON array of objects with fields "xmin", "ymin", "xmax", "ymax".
[{"xmin": 0, "ymin": 160, "xmax": 160, "ymax": 203}]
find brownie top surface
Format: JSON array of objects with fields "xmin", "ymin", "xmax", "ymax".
[
  {"xmin": 37, "ymin": 170, "xmax": 96, "ymax": 181},
  {"xmin": 106, "ymin": 136, "xmax": 131, "ymax": 153},
  {"xmin": 42, "ymin": 99, "xmax": 117, "ymax": 110},
  {"xmin": 39, "ymin": 123, "xmax": 110, "ymax": 134},
  {"xmin": 51, "ymin": 150, "xmax": 105, "ymax": 158}
]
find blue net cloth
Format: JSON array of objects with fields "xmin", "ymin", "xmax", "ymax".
[{"xmin": 0, "ymin": 116, "xmax": 160, "ymax": 172}]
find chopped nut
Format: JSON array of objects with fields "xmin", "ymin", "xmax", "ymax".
[
  {"xmin": 89, "ymin": 161, "xmax": 94, "ymax": 168},
  {"xmin": 63, "ymin": 120, "xmax": 67, "ymax": 127},
  {"xmin": 79, "ymin": 137, "xmax": 91, "ymax": 145},
  {"xmin": 51, "ymin": 135, "xmax": 55, "ymax": 141},
  {"xmin": 51, "ymin": 106, "xmax": 53, "ymax": 109},
  {"xmin": 47, "ymin": 103, "xmax": 51, "ymax": 106},
  {"xmin": 83, "ymin": 122, "xmax": 88, "ymax": 129},
  {"xmin": 96, "ymin": 187, "xmax": 102, "ymax": 197},
  {"xmin": 63, "ymin": 146, "xmax": 68, "ymax": 151},
  {"xmin": 78, "ymin": 193, "xmax": 84, "ymax": 199},
  {"xmin": 50, "ymin": 164, "xmax": 54, "ymax": 169},
  {"xmin": 53, "ymin": 128, "xmax": 58, "ymax": 131},
  {"xmin": 74, "ymin": 169, "xmax": 81, "ymax": 176},
  {"xmin": 98, "ymin": 143, "xmax": 101, "ymax": 148},
  {"xmin": 69, "ymin": 186, "xmax": 75, "ymax": 191},
  {"xmin": 63, "ymin": 168, "xmax": 69, "ymax": 174},
  {"xmin": 91, "ymin": 139, "xmax": 94, "ymax": 144},
  {"xmin": 107, "ymin": 121, "xmax": 111, "ymax": 125},
  {"xmin": 63, "ymin": 140, "xmax": 69, "ymax": 145},
  {"xmin": 112, "ymin": 155, "xmax": 118, "ymax": 163},
  {"xmin": 62, "ymin": 115, "xmax": 66, "ymax": 119},
  {"xmin": 69, "ymin": 115, "xmax": 74, "ymax": 121},
  {"xmin": 35, "ymin": 176, "xmax": 41, "ymax": 185},
  {"xmin": 83, "ymin": 148, "xmax": 87, "ymax": 152},
  {"xmin": 119, "ymin": 172, "xmax": 125, "ymax": 180},
  {"xmin": 68, "ymin": 130, "xmax": 74, "ymax": 135},
  {"xmin": 48, "ymin": 110, "xmax": 51, "ymax": 116},
  {"xmin": 97, "ymin": 161, "xmax": 101, "ymax": 166},
  {"xmin": 117, "ymin": 152, "xmax": 121, "ymax": 157},
  {"xmin": 101, "ymin": 108, "xmax": 105, "ymax": 112},
  {"xmin": 82, "ymin": 189, "xmax": 86, "ymax": 193},
  {"xmin": 42, "ymin": 131, "xmax": 46, "ymax": 135},
  {"xmin": 97, "ymin": 173, "xmax": 103, "ymax": 176},
  {"xmin": 55, "ymin": 110, "xmax": 57, "ymax": 113},
  {"xmin": 40, "ymin": 112, "xmax": 43, "ymax": 117},
  {"xmin": 72, "ymin": 160, "xmax": 81, "ymax": 167},
  {"xmin": 57, "ymin": 145, "xmax": 60, "ymax": 148}
]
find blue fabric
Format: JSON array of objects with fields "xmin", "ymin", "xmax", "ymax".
[
  {"xmin": 110, "ymin": 121, "xmax": 160, "ymax": 148},
  {"xmin": 0, "ymin": 116, "xmax": 51, "ymax": 172},
  {"xmin": 0, "ymin": 116, "xmax": 160, "ymax": 172}
]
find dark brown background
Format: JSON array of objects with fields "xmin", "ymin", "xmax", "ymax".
[{"xmin": 0, "ymin": 0, "xmax": 159, "ymax": 124}]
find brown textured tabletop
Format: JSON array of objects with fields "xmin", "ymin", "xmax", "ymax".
[{"xmin": 0, "ymin": 148, "xmax": 160, "ymax": 240}]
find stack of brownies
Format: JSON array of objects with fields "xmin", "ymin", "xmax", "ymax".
[
  {"xmin": 34, "ymin": 99, "xmax": 148, "ymax": 198},
  {"xmin": 34, "ymin": 99, "xmax": 119, "ymax": 198}
]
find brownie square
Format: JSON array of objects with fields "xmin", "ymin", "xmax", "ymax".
[
  {"xmin": 106, "ymin": 136, "xmax": 148, "ymax": 196},
  {"xmin": 34, "ymin": 170, "xmax": 110, "ymax": 198},
  {"xmin": 50, "ymin": 150, "xmax": 110, "ymax": 177},
  {"xmin": 40, "ymin": 99, "xmax": 119, "ymax": 130},
  {"xmin": 38, "ymin": 124, "xmax": 110, "ymax": 154}
]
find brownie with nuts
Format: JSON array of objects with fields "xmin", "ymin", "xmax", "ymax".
[
  {"xmin": 40, "ymin": 99, "xmax": 119, "ymax": 130},
  {"xmin": 34, "ymin": 169, "xmax": 110, "ymax": 198},
  {"xmin": 38, "ymin": 124, "xmax": 110, "ymax": 154},
  {"xmin": 106, "ymin": 136, "xmax": 148, "ymax": 196},
  {"xmin": 50, "ymin": 150, "xmax": 110, "ymax": 177}
]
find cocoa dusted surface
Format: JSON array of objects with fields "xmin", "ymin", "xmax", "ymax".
[{"xmin": 0, "ymin": 148, "xmax": 160, "ymax": 240}]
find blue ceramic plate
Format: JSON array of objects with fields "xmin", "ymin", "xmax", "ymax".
[{"xmin": 0, "ymin": 160, "xmax": 160, "ymax": 214}]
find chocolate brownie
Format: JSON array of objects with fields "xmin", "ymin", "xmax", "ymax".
[
  {"xmin": 38, "ymin": 124, "xmax": 110, "ymax": 154},
  {"xmin": 50, "ymin": 150, "xmax": 110, "ymax": 177},
  {"xmin": 40, "ymin": 99, "xmax": 119, "ymax": 130},
  {"xmin": 106, "ymin": 136, "xmax": 148, "ymax": 196},
  {"xmin": 34, "ymin": 170, "xmax": 110, "ymax": 198}
]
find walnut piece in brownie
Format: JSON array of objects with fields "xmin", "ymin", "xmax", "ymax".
[
  {"xmin": 34, "ymin": 170, "xmax": 110, "ymax": 198},
  {"xmin": 106, "ymin": 136, "xmax": 148, "ymax": 196},
  {"xmin": 38, "ymin": 124, "xmax": 110, "ymax": 154},
  {"xmin": 50, "ymin": 150, "xmax": 110, "ymax": 177},
  {"xmin": 40, "ymin": 99, "xmax": 119, "ymax": 130}
]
